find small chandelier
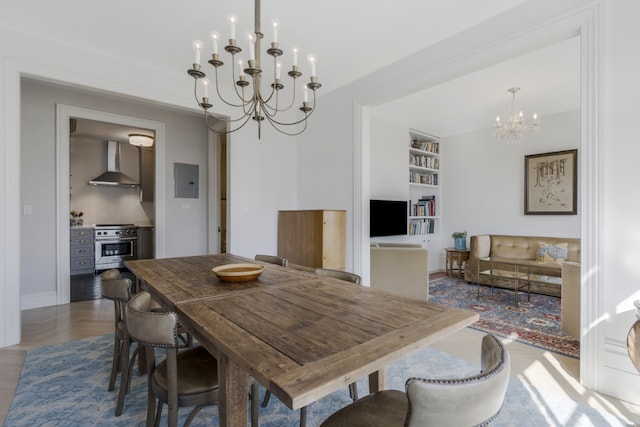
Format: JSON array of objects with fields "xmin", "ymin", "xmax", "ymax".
[
  {"xmin": 187, "ymin": 0, "xmax": 321, "ymax": 139},
  {"xmin": 494, "ymin": 87, "xmax": 541, "ymax": 143}
]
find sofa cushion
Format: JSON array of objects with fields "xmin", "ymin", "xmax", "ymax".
[{"xmin": 536, "ymin": 241, "xmax": 568, "ymax": 264}]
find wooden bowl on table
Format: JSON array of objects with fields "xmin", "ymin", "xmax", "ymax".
[{"xmin": 212, "ymin": 263, "xmax": 264, "ymax": 282}]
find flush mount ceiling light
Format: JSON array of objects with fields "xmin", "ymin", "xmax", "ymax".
[
  {"xmin": 128, "ymin": 134, "xmax": 154, "ymax": 147},
  {"xmin": 187, "ymin": 0, "xmax": 321, "ymax": 138},
  {"xmin": 494, "ymin": 87, "xmax": 541, "ymax": 143}
]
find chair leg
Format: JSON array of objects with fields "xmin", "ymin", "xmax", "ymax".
[
  {"xmin": 261, "ymin": 389, "xmax": 271, "ymax": 407},
  {"xmin": 108, "ymin": 336, "xmax": 121, "ymax": 391},
  {"xmin": 251, "ymin": 382, "xmax": 259, "ymax": 427},
  {"xmin": 153, "ymin": 401, "xmax": 163, "ymax": 427},
  {"xmin": 348, "ymin": 382, "xmax": 358, "ymax": 402},
  {"xmin": 299, "ymin": 405, "xmax": 307, "ymax": 427},
  {"xmin": 115, "ymin": 339, "xmax": 131, "ymax": 416}
]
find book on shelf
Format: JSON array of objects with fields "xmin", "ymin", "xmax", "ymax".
[
  {"xmin": 411, "ymin": 196, "xmax": 436, "ymax": 217},
  {"xmin": 410, "ymin": 139, "xmax": 440, "ymax": 154},
  {"xmin": 409, "ymin": 218, "xmax": 435, "ymax": 235}
]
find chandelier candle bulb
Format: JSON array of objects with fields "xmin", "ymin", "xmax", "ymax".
[
  {"xmin": 227, "ymin": 14, "xmax": 237, "ymax": 40},
  {"xmin": 272, "ymin": 20, "xmax": 279, "ymax": 44},
  {"xmin": 276, "ymin": 61, "xmax": 281, "ymax": 79},
  {"xmin": 247, "ymin": 33, "xmax": 255, "ymax": 61},
  {"xmin": 192, "ymin": 40, "xmax": 203, "ymax": 65},
  {"xmin": 303, "ymin": 85, "xmax": 308, "ymax": 102},
  {"xmin": 292, "ymin": 47, "xmax": 298, "ymax": 67},
  {"xmin": 211, "ymin": 31, "xmax": 220, "ymax": 55},
  {"xmin": 307, "ymin": 54, "xmax": 317, "ymax": 77},
  {"xmin": 203, "ymin": 78, "xmax": 209, "ymax": 98}
]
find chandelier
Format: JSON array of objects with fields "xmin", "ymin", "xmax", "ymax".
[
  {"xmin": 187, "ymin": 0, "xmax": 321, "ymax": 138},
  {"xmin": 494, "ymin": 87, "xmax": 541, "ymax": 143}
]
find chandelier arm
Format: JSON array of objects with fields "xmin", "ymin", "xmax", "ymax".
[
  {"xmin": 263, "ymin": 94, "xmax": 317, "ymax": 127},
  {"xmin": 212, "ymin": 66, "xmax": 254, "ymax": 108},
  {"xmin": 260, "ymin": 106, "xmax": 309, "ymax": 136},
  {"xmin": 204, "ymin": 107, "xmax": 254, "ymax": 134}
]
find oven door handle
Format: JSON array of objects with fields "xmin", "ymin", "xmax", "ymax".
[{"xmin": 95, "ymin": 237, "xmax": 137, "ymax": 242}]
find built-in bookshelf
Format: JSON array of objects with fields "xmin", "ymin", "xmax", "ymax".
[{"xmin": 409, "ymin": 130, "xmax": 440, "ymax": 236}]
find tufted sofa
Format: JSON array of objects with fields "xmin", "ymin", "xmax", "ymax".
[{"xmin": 465, "ymin": 234, "xmax": 580, "ymax": 297}]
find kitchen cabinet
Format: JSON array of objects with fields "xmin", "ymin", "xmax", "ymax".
[
  {"xmin": 139, "ymin": 146, "xmax": 154, "ymax": 202},
  {"xmin": 137, "ymin": 226, "xmax": 154, "ymax": 259},
  {"xmin": 277, "ymin": 210, "xmax": 346, "ymax": 270},
  {"xmin": 70, "ymin": 227, "xmax": 94, "ymax": 275}
]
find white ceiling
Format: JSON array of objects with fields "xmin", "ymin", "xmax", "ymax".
[
  {"xmin": 370, "ymin": 36, "xmax": 581, "ymax": 137},
  {"xmin": 2, "ymin": 0, "xmax": 580, "ymax": 138},
  {"xmin": 2, "ymin": 0, "xmax": 525, "ymax": 94}
]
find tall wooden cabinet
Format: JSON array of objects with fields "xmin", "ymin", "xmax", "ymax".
[{"xmin": 278, "ymin": 210, "xmax": 346, "ymax": 270}]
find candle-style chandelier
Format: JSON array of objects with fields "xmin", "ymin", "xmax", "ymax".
[
  {"xmin": 187, "ymin": 0, "xmax": 321, "ymax": 138},
  {"xmin": 494, "ymin": 87, "xmax": 541, "ymax": 143}
]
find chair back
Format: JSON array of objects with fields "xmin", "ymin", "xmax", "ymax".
[
  {"xmin": 315, "ymin": 268, "xmax": 361, "ymax": 285},
  {"xmin": 405, "ymin": 334, "xmax": 510, "ymax": 426},
  {"xmin": 255, "ymin": 254, "xmax": 288, "ymax": 267},
  {"xmin": 126, "ymin": 291, "xmax": 180, "ymax": 348}
]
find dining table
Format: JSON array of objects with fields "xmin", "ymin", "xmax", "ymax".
[{"xmin": 125, "ymin": 253, "xmax": 478, "ymax": 427}]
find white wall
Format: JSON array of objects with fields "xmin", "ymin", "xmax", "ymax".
[
  {"xmin": 599, "ymin": 0, "xmax": 640, "ymax": 402},
  {"xmin": 443, "ymin": 109, "xmax": 581, "ymax": 240}
]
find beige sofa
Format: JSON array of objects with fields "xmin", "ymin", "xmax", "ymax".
[
  {"xmin": 370, "ymin": 243, "xmax": 429, "ymax": 300},
  {"xmin": 465, "ymin": 234, "xmax": 580, "ymax": 297}
]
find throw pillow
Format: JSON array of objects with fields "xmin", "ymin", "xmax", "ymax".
[{"xmin": 536, "ymin": 241, "xmax": 568, "ymax": 264}]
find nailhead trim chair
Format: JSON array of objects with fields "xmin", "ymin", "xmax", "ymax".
[
  {"xmin": 254, "ymin": 254, "xmax": 288, "ymax": 267},
  {"xmin": 101, "ymin": 269, "xmax": 142, "ymax": 416},
  {"xmin": 319, "ymin": 334, "xmax": 510, "ymax": 427},
  {"xmin": 627, "ymin": 300, "xmax": 640, "ymax": 374},
  {"xmin": 126, "ymin": 291, "xmax": 259, "ymax": 427}
]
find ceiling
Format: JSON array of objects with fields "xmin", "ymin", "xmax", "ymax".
[
  {"xmin": 70, "ymin": 118, "xmax": 154, "ymax": 145},
  {"xmin": 2, "ymin": 1, "xmax": 579, "ymax": 138},
  {"xmin": 370, "ymin": 36, "xmax": 581, "ymax": 137}
]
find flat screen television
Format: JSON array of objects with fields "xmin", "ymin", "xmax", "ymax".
[{"xmin": 370, "ymin": 199, "xmax": 408, "ymax": 237}]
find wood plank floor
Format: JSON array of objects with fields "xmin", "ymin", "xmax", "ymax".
[
  {"xmin": 0, "ymin": 298, "xmax": 113, "ymax": 423},
  {"xmin": 2, "ymin": 298, "xmax": 640, "ymax": 425}
]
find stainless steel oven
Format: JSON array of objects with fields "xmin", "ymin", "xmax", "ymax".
[{"xmin": 94, "ymin": 224, "xmax": 138, "ymax": 271}]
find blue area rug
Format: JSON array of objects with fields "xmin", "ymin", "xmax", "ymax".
[
  {"xmin": 4, "ymin": 334, "xmax": 628, "ymax": 426},
  {"xmin": 429, "ymin": 273, "xmax": 580, "ymax": 358}
]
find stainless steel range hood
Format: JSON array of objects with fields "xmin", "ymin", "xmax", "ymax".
[{"xmin": 89, "ymin": 140, "xmax": 138, "ymax": 187}]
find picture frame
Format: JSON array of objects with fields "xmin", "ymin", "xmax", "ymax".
[{"xmin": 524, "ymin": 149, "xmax": 577, "ymax": 215}]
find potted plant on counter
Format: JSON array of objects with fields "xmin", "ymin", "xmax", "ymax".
[{"xmin": 452, "ymin": 231, "xmax": 468, "ymax": 250}]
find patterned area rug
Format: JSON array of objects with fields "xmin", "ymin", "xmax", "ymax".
[
  {"xmin": 429, "ymin": 272, "xmax": 579, "ymax": 358},
  {"xmin": 5, "ymin": 334, "xmax": 626, "ymax": 426}
]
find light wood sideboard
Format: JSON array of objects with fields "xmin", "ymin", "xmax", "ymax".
[{"xmin": 278, "ymin": 209, "xmax": 346, "ymax": 270}]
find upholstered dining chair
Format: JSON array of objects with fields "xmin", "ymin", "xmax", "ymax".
[
  {"xmin": 319, "ymin": 334, "xmax": 510, "ymax": 427},
  {"xmin": 100, "ymin": 269, "xmax": 141, "ymax": 416},
  {"xmin": 254, "ymin": 254, "xmax": 288, "ymax": 267},
  {"xmin": 314, "ymin": 268, "xmax": 362, "ymax": 285},
  {"xmin": 627, "ymin": 300, "xmax": 640, "ymax": 373},
  {"xmin": 126, "ymin": 291, "xmax": 258, "ymax": 427},
  {"xmin": 261, "ymin": 267, "xmax": 362, "ymax": 427}
]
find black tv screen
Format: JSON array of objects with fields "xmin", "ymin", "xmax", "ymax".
[{"xmin": 370, "ymin": 199, "xmax": 408, "ymax": 237}]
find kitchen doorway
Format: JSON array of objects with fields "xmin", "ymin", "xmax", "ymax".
[{"xmin": 56, "ymin": 105, "xmax": 166, "ymax": 305}]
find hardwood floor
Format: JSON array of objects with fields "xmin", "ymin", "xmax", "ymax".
[
  {"xmin": 0, "ymin": 298, "xmax": 113, "ymax": 423},
  {"xmin": 2, "ymin": 297, "xmax": 640, "ymax": 425}
]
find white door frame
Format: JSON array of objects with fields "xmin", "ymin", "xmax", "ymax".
[{"xmin": 55, "ymin": 105, "xmax": 166, "ymax": 304}]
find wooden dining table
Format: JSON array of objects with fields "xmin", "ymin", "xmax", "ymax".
[{"xmin": 126, "ymin": 253, "xmax": 478, "ymax": 427}]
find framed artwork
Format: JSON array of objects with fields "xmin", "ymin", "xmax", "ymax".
[{"xmin": 524, "ymin": 149, "xmax": 577, "ymax": 215}]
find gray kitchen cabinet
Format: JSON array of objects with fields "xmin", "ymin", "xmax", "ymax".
[
  {"xmin": 139, "ymin": 146, "xmax": 154, "ymax": 202},
  {"xmin": 137, "ymin": 226, "xmax": 154, "ymax": 259},
  {"xmin": 70, "ymin": 227, "xmax": 94, "ymax": 275}
]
